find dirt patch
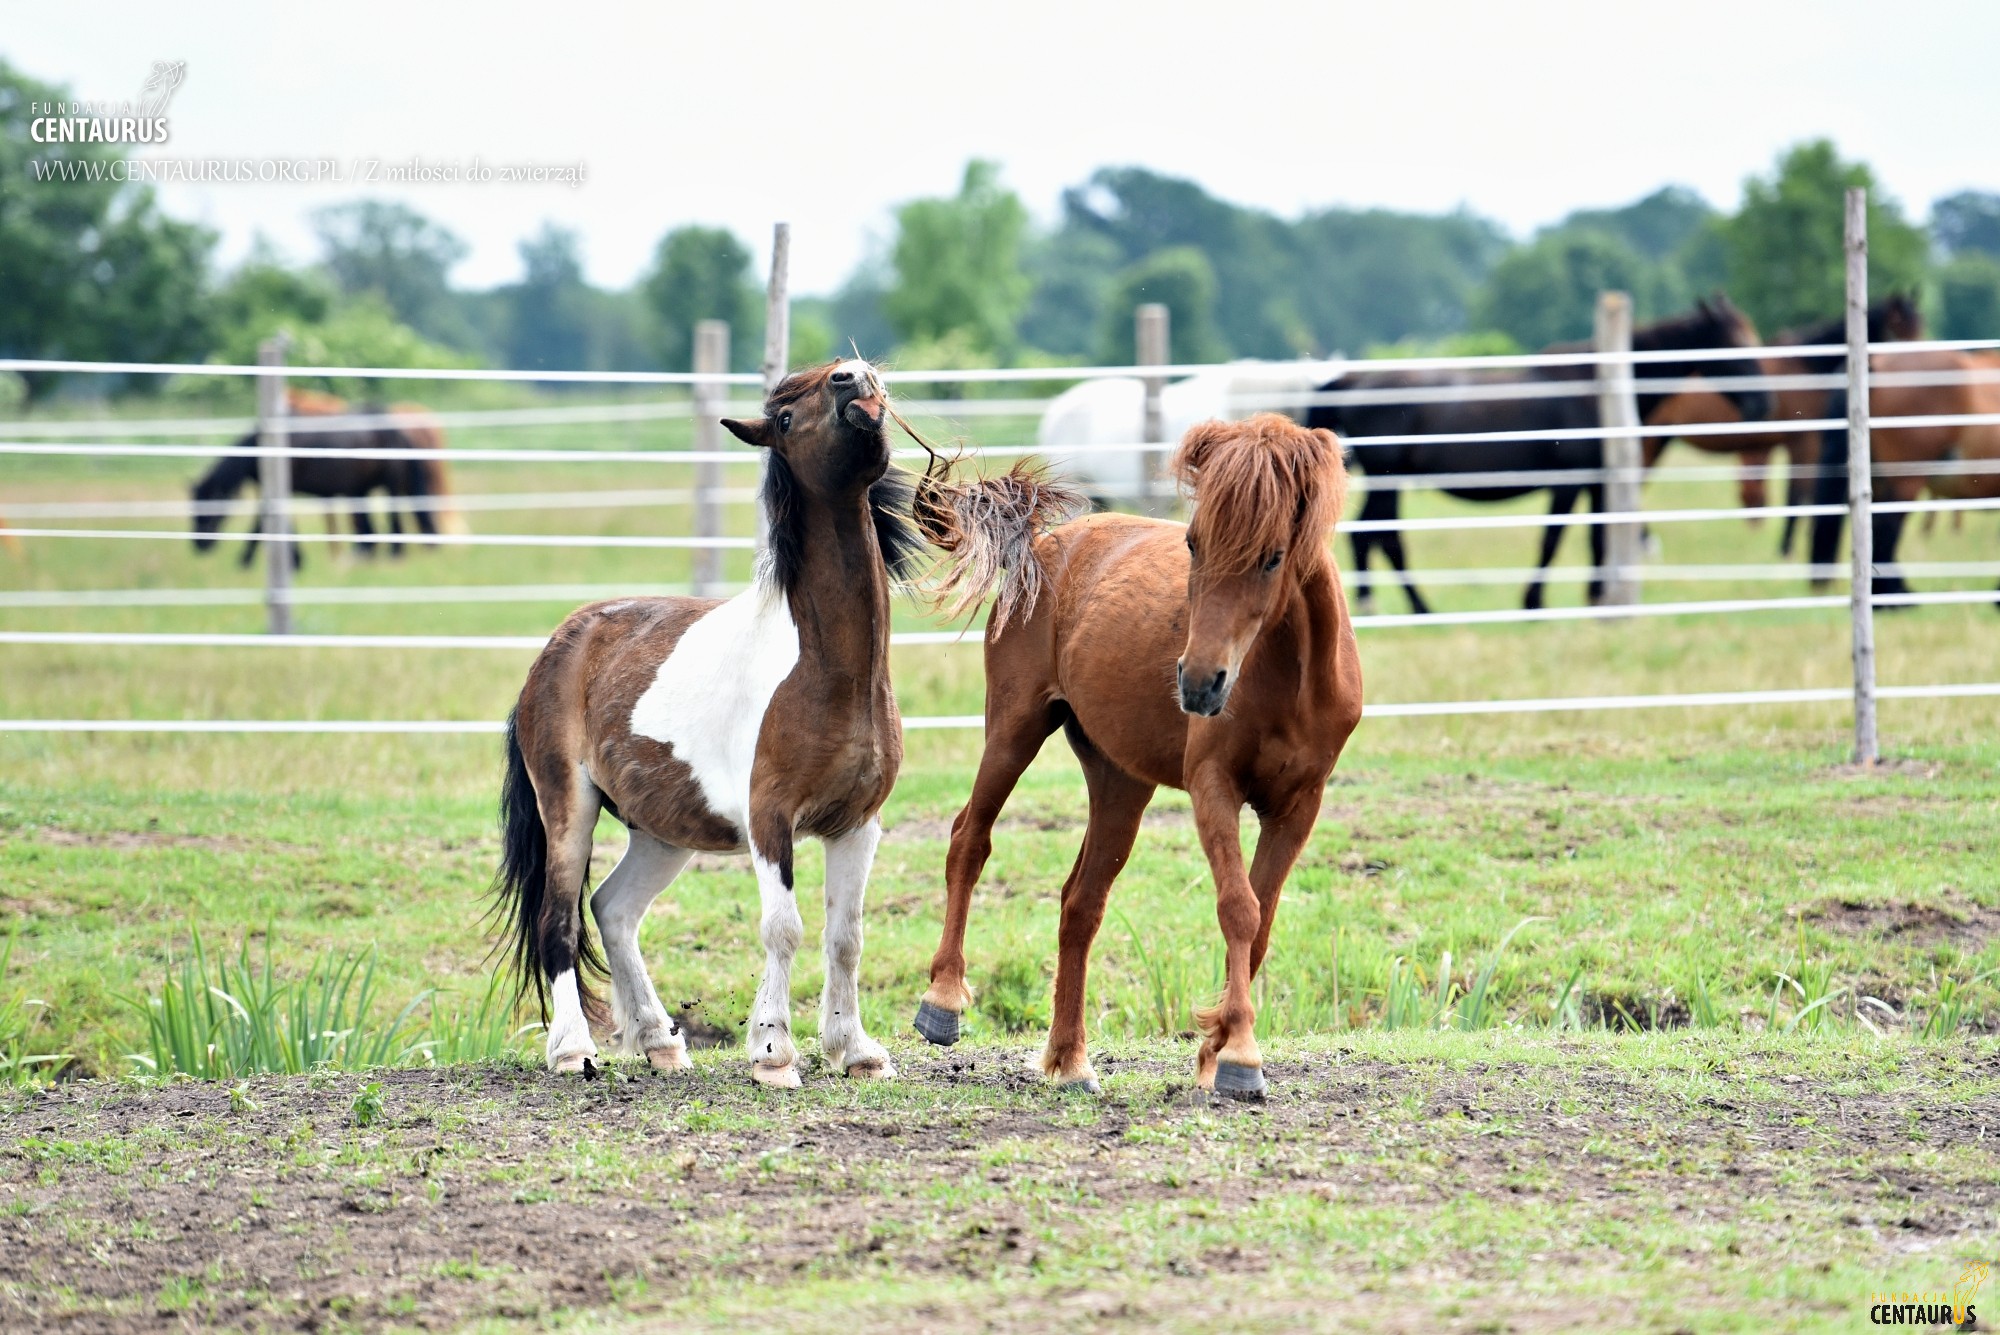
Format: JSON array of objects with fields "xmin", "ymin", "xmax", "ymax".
[
  {"xmin": 1811, "ymin": 895, "xmax": 2000, "ymax": 950},
  {"xmin": 19, "ymin": 826, "xmax": 259, "ymax": 853},
  {"xmin": 2, "ymin": 1043, "xmax": 1995, "ymax": 1332}
]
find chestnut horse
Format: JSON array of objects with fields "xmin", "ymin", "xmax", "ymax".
[
  {"xmin": 913, "ymin": 413, "xmax": 1362, "ymax": 1096},
  {"xmin": 1809, "ymin": 345, "xmax": 2000, "ymax": 599},
  {"xmin": 494, "ymin": 360, "xmax": 926, "ymax": 1081}
]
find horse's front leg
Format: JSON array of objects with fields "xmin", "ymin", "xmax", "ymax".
[
  {"xmin": 1189, "ymin": 768, "xmax": 1263, "ymax": 1097},
  {"xmin": 1526, "ymin": 485, "xmax": 1583, "ymax": 610},
  {"xmin": 747, "ymin": 814, "xmax": 804, "ymax": 1088},
  {"xmin": 820, "ymin": 817, "xmax": 894, "ymax": 1078}
]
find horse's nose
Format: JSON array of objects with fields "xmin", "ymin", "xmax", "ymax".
[
  {"xmin": 1175, "ymin": 663, "xmax": 1231, "ymax": 717},
  {"xmin": 831, "ymin": 368, "xmax": 855, "ymax": 386}
]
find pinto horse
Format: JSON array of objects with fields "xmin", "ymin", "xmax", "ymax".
[
  {"xmin": 191, "ymin": 390, "xmax": 458, "ymax": 566},
  {"xmin": 1308, "ymin": 296, "xmax": 1773, "ymax": 613},
  {"xmin": 494, "ymin": 359, "xmax": 927, "ymax": 1081},
  {"xmin": 912, "ymin": 413, "xmax": 1362, "ymax": 1096},
  {"xmin": 1808, "ymin": 344, "xmax": 2000, "ymax": 600}
]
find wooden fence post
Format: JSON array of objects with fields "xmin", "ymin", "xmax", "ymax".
[
  {"xmin": 1845, "ymin": 187, "xmax": 1879, "ymax": 765},
  {"xmin": 1136, "ymin": 303, "xmax": 1170, "ymax": 511},
  {"xmin": 256, "ymin": 334, "xmax": 292, "ymax": 635},
  {"xmin": 1593, "ymin": 291, "xmax": 1641, "ymax": 608},
  {"xmin": 753, "ymin": 223, "xmax": 790, "ymax": 556},
  {"xmin": 691, "ymin": 320, "xmax": 730, "ymax": 596}
]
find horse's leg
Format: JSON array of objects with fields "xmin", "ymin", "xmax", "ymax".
[
  {"xmin": 1246, "ymin": 789, "xmax": 1323, "ymax": 983},
  {"xmin": 1871, "ymin": 477, "xmax": 1922, "ymax": 604},
  {"xmin": 1525, "ymin": 485, "xmax": 1582, "ymax": 611},
  {"xmin": 1188, "ymin": 766, "xmax": 1262, "ymax": 1096},
  {"xmin": 535, "ymin": 767, "xmax": 604, "ymax": 1074},
  {"xmin": 1040, "ymin": 743, "xmax": 1154, "ymax": 1091},
  {"xmin": 917, "ymin": 698, "xmax": 1061, "ymax": 1044},
  {"xmin": 746, "ymin": 821, "xmax": 805, "ymax": 1088},
  {"xmin": 349, "ymin": 501, "xmax": 378, "ymax": 560},
  {"xmin": 1358, "ymin": 488, "xmax": 1428, "ymax": 615},
  {"xmin": 238, "ymin": 510, "xmax": 261, "ymax": 569},
  {"xmin": 589, "ymin": 827, "xmax": 694, "ymax": 1070},
  {"xmin": 1585, "ymin": 483, "xmax": 1609, "ymax": 605},
  {"xmin": 820, "ymin": 817, "xmax": 894, "ymax": 1078},
  {"xmin": 1349, "ymin": 498, "xmax": 1378, "ymax": 615}
]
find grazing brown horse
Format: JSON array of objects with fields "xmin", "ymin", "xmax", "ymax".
[
  {"xmin": 913, "ymin": 413, "xmax": 1363, "ymax": 1096},
  {"xmin": 1810, "ymin": 344, "xmax": 2000, "ymax": 598},
  {"xmin": 494, "ymin": 359, "xmax": 927, "ymax": 1081},
  {"xmin": 190, "ymin": 389, "xmax": 460, "ymax": 566}
]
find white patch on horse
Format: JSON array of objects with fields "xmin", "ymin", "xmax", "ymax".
[
  {"xmin": 546, "ymin": 967, "xmax": 596, "ymax": 1071},
  {"xmin": 629, "ymin": 584, "xmax": 799, "ymax": 836}
]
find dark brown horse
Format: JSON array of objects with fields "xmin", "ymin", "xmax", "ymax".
[
  {"xmin": 190, "ymin": 389, "xmax": 458, "ymax": 566},
  {"xmin": 913, "ymin": 413, "xmax": 1363, "ymax": 1096},
  {"xmin": 1308, "ymin": 296, "xmax": 1772, "ymax": 612},
  {"xmin": 494, "ymin": 359, "xmax": 929, "ymax": 1081}
]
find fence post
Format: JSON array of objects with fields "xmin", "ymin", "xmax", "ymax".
[
  {"xmin": 755, "ymin": 223, "xmax": 791, "ymax": 557},
  {"xmin": 1593, "ymin": 291, "xmax": 1641, "ymax": 607},
  {"xmin": 256, "ymin": 334, "xmax": 292, "ymax": 635},
  {"xmin": 1845, "ymin": 187, "xmax": 1879, "ymax": 765},
  {"xmin": 1136, "ymin": 303, "xmax": 1170, "ymax": 511},
  {"xmin": 691, "ymin": 320, "xmax": 730, "ymax": 596}
]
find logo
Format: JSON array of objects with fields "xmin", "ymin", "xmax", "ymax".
[
  {"xmin": 29, "ymin": 61, "xmax": 184, "ymax": 145},
  {"xmin": 1871, "ymin": 1259, "xmax": 1988, "ymax": 1327}
]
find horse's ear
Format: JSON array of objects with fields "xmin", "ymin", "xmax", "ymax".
[{"xmin": 722, "ymin": 418, "xmax": 774, "ymax": 449}]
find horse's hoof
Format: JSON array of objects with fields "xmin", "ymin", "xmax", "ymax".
[
  {"xmin": 552, "ymin": 1052, "xmax": 597, "ymax": 1077},
  {"xmin": 1213, "ymin": 1060, "xmax": 1266, "ymax": 1100},
  {"xmin": 845, "ymin": 1056, "xmax": 896, "ymax": 1080},
  {"xmin": 913, "ymin": 1000, "xmax": 961, "ymax": 1047},
  {"xmin": 646, "ymin": 1045, "xmax": 692, "ymax": 1073},
  {"xmin": 1058, "ymin": 1076, "xmax": 1101, "ymax": 1095},
  {"xmin": 751, "ymin": 1062, "xmax": 801, "ymax": 1089}
]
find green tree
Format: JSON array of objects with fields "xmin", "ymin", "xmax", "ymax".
[
  {"xmin": 504, "ymin": 223, "xmax": 592, "ymax": 370},
  {"xmin": 882, "ymin": 160, "xmax": 1031, "ymax": 355},
  {"xmin": 1561, "ymin": 186, "xmax": 1716, "ymax": 260},
  {"xmin": 311, "ymin": 200, "xmax": 474, "ymax": 348},
  {"xmin": 1936, "ymin": 253, "xmax": 2000, "ymax": 340},
  {"xmin": 1471, "ymin": 230, "xmax": 1664, "ymax": 349},
  {"xmin": 1720, "ymin": 140, "xmax": 1929, "ymax": 333},
  {"xmin": 1932, "ymin": 191, "xmax": 2000, "ymax": 259},
  {"xmin": 0, "ymin": 58, "xmax": 217, "ymax": 400},
  {"xmin": 641, "ymin": 225, "xmax": 759, "ymax": 371},
  {"xmin": 1097, "ymin": 246, "xmax": 1225, "ymax": 365}
]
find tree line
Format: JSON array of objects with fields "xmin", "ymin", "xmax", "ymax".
[{"xmin": 6, "ymin": 54, "xmax": 2000, "ymax": 404}]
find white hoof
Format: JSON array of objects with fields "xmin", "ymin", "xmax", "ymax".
[
  {"xmin": 752, "ymin": 1062, "xmax": 801, "ymax": 1089},
  {"xmin": 845, "ymin": 1055, "xmax": 896, "ymax": 1080},
  {"xmin": 646, "ymin": 1044, "xmax": 692, "ymax": 1072},
  {"xmin": 551, "ymin": 1051, "xmax": 596, "ymax": 1076}
]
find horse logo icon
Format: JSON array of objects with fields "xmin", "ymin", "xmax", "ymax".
[{"xmin": 137, "ymin": 61, "xmax": 185, "ymax": 119}]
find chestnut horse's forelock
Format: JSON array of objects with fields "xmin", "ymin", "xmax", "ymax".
[{"xmin": 1171, "ymin": 413, "xmax": 1348, "ymax": 579}]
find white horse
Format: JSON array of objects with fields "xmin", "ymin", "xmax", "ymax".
[{"xmin": 1035, "ymin": 361, "xmax": 1341, "ymax": 502}]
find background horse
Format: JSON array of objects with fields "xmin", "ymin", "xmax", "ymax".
[
  {"xmin": 493, "ymin": 359, "xmax": 928, "ymax": 1082},
  {"xmin": 1808, "ymin": 344, "xmax": 2000, "ymax": 599},
  {"xmin": 1308, "ymin": 296, "xmax": 1773, "ymax": 612},
  {"xmin": 190, "ymin": 389, "xmax": 457, "ymax": 566},
  {"xmin": 912, "ymin": 413, "xmax": 1362, "ymax": 1096},
  {"xmin": 1034, "ymin": 361, "xmax": 1337, "ymax": 504}
]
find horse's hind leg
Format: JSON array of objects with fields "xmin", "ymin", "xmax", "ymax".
[
  {"xmin": 821, "ymin": 817, "xmax": 894, "ymax": 1078},
  {"xmin": 917, "ymin": 696, "xmax": 1062, "ymax": 1045},
  {"xmin": 1040, "ymin": 739, "xmax": 1153, "ymax": 1091},
  {"xmin": 535, "ymin": 765, "xmax": 604, "ymax": 1073},
  {"xmin": 349, "ymin": 500, "xmax": 378, "ymax": 559},
  {"xmin": 590, "ymin": 827, "xmax": 694, "ymax": 1069},
  {"xmin": 1525, "ymin": 485, "xmax": 1583, "ymax": 610}
]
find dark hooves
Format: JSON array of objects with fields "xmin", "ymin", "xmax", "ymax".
[
  {"xmin": 913, "ymin": 1000, "xmax": 961, "ymax": 1047},
  {"xmin": 1213, "ymin": 1060, "xmax": 1267, "ymax": 1101}
]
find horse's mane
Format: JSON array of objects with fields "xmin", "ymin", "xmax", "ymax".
[
  {"xmin": 1784, "ymin": 294, "xmax": 1924, "ymax": 348},
  {"xmin": 760, "ymin": 454, "xmax": 928, "ymax": 599},
  {"xmin": 1629, "ymin": 295, "xmax": 1757, "ymax": 352},
  {"xmin": 1171, "ymin": 413, "xmax": 1347, "ymax": 579}
]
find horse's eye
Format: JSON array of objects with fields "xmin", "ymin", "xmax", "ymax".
[
  {"xmin": 778, "ymin": 410, "xmax": 793, "ymax": 433},
  {"xmin": 1185, "ymin": 533, "xmax": 1196, "ymax": 556},
  {"xmin": 1263, "ymin": 551, "xmax": 1283, "ymax": 573}
]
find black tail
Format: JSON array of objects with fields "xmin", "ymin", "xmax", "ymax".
[
  {"xmin": 489, "ymin": 707, "xmax": 606, "ymax": 1022},
  {"xmin": 1807, "ymin": 389, "xmax": 1850, "ymax": 580}
]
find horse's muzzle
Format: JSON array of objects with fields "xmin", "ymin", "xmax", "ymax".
[{"xmin": 1177, "ymin": 663, "xmax": 1231, "ymax": 717}]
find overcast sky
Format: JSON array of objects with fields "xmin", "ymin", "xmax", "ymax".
[{"xmin": 8, "ymin": 0, "xmax": 1999, "ymax": 293}]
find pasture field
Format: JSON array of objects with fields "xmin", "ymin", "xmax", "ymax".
[{"xmin": 3, "ymin": 392, "xmax": 1999, "ymax": 1330}]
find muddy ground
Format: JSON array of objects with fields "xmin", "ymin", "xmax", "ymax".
[{"xmin": 3, "ymin": 1039, "xmax": 1996, "ymax": 1333}]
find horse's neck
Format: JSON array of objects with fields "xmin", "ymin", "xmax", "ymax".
[
  {"xmin": 1261, "ymin": 561, "xmax": 1346, "ymax": 689},
  {"xmin": 784, "ymin": 496, "xmax": 891, "ymax": 689}
]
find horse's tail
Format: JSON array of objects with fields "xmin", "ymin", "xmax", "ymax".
[
  {"xmin": 490, "ymin": 706, "xmax": 605, "ymax": 1023},
  {"xmin": 914, "ymin": 459, "xmax": 1088, "ymax": 633},
  {"xmin": 392, "ymin": 405, "xmax": 464, "ymax": 534}
]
